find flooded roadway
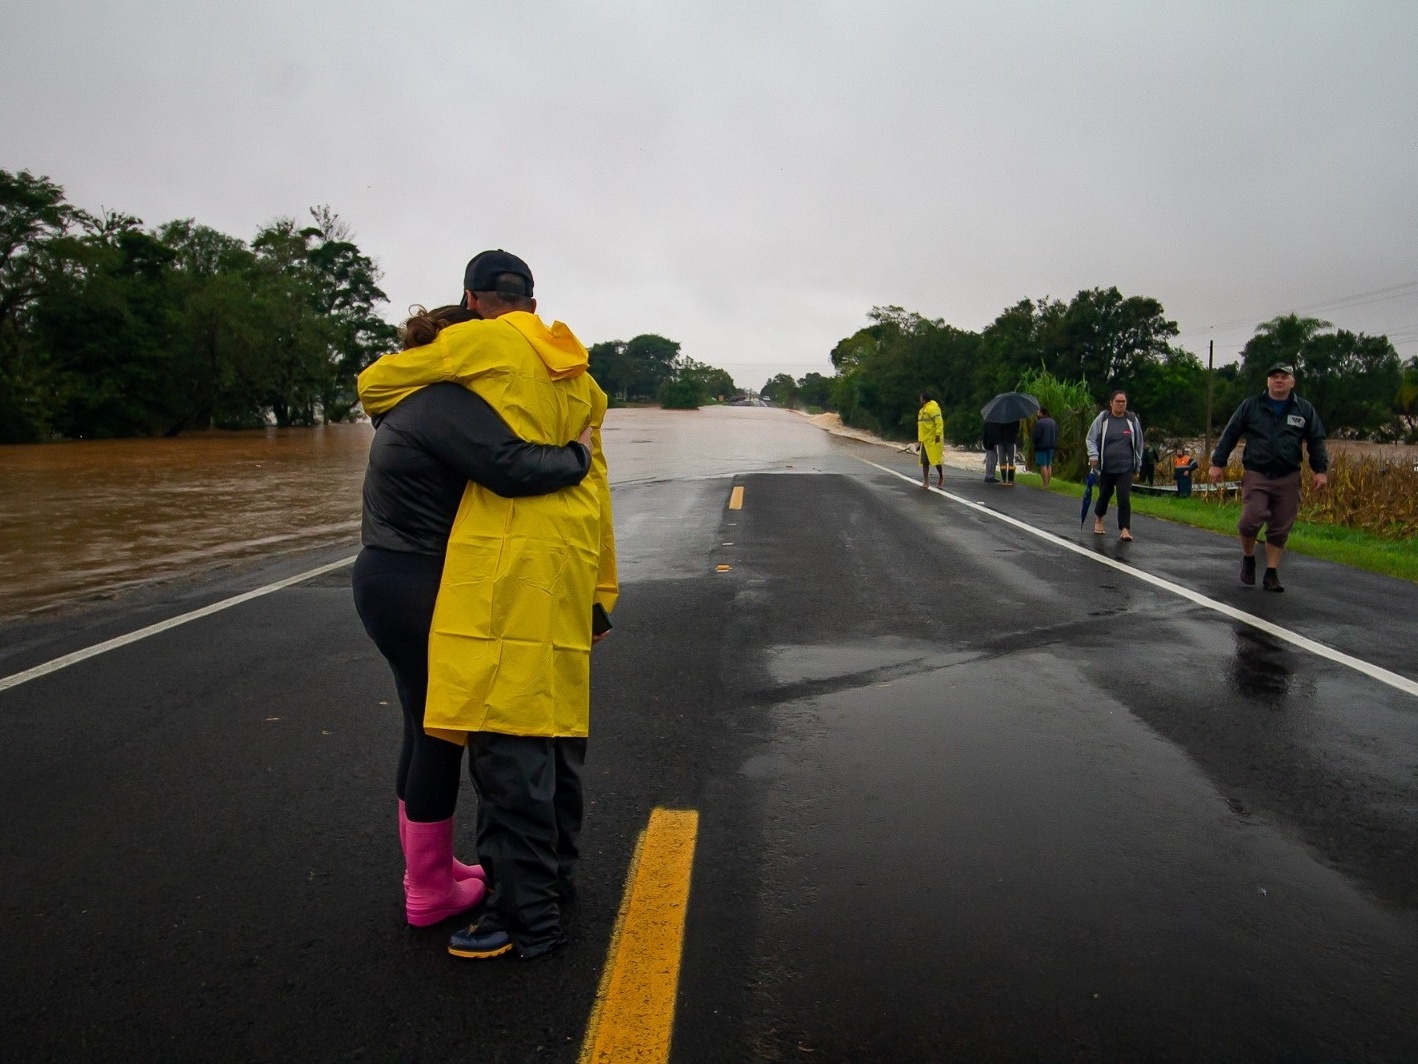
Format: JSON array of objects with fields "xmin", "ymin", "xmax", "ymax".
[
  {"xmin": 0, "ymin": 407, "xmax": 836, "ymax": 621},
  {"xmin": 1, "ymin": 407, "xmax": 1416, "ymax": 1061}
]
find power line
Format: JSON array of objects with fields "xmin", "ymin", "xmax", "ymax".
[{"xmin": 1180, "ymin": 279, "xmax": 1418, "ymax": 338}]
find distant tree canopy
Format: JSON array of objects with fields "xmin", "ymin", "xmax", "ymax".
[
  {"xmin": 1, "ymin": 169, "xmax": 395, "ymax": 442},
  {"xmin": 1237, "ymin": 315, "xmax": 1403, "ymax": 437},
  {"xmin": 588, "ymin": 332, "xmax": 736, "ymax": 408},
  {"xmin": 761, "ymin": 373, "xmax": 798, "ymax": 406},
  {"xmin": 797, "ymin": 290, "xmax": 1410, "ymax": 448}
]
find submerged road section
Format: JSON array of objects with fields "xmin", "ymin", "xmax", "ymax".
[{"xmin": 2, "ymin": 409, "xmax": 1416, "ymax": 1062}]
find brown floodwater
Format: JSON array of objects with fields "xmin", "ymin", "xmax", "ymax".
[
  {"xmin": 0, "ymin": 424, "xmax": 372, "ymax": 622},
  {"xmin": 0, "ymin": 407, "xmax": 837, "ymax": 624}
]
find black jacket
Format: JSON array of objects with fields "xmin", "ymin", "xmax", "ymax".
[
  {"xmin": 361, "ymin": 383, "xmax": 591, "ymax": 555},
  {"xmin": 1211, "ymin": 392, "xmax": 1328, "ymax": 477}
]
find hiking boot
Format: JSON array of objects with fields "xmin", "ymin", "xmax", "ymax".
[
  {"xmin": 1262, "ymin": 568, "xmax": 1284, "ymax": 593},
  {"xmin": 448, "ymin": 919, "xmax": 515, "ymax": 960},
  {"xmin": 1240, "ymin": 555, "xmax": 1256, "ymax": 586}
]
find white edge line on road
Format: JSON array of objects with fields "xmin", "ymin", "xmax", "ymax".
[
  {"xmin": 860, "ymin": 458, "xmax": 1418, "ymax": 700},
  {"xmin": 0, "ymin": 555, "xmax": 359, "ymax": 694}
]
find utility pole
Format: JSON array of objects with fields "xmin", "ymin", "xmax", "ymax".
[{"xmin": 1204, "ymin": 339, "xmax": 1214, "ymax": 466}]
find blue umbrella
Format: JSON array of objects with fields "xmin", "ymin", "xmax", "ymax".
[{"xmin": 1080, "ymin": 470, "xmax": 1098, "ymax": 528}]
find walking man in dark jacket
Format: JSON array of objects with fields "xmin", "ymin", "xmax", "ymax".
[{"xmin": 1209, "ymin": 362, "xmax": 1328, "ymax": 592}]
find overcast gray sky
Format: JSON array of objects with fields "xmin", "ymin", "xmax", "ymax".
[{"xmin": 4, "ymin": 1, "xmax": 1416, "ymax": 391}]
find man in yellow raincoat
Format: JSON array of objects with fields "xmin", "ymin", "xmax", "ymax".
[
  {"xmin": 917, "ymin": 391, "xmax": 945, "ymax": 489},
  {"xmin": 357, "ymin": 250, "xmax": 616, "ymax": 960}
]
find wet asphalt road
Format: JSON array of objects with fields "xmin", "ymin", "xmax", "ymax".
[{"xmin": 2, "ymin": 418, "xmax": 1417, "ymax": 1062}]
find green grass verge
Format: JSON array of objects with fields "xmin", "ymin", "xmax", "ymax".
[{"xmin": 1021, "ymin": 473, "xmax": 1418, "ymax": 584}]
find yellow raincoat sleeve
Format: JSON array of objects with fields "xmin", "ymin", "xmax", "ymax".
[
  {"xmin": 356, "ymin": 322, "xmax": 502, "ymax": 416},
  {"xmin": 590, "ymin": 418, "xmax": 619, "ymax": 613}
]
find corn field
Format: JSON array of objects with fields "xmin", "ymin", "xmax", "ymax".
[{"xmin": 1209, "ymin": 450, "xmax": 1418, "ymax": 539}]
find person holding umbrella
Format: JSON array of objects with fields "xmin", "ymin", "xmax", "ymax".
[
  {"xmin": 917, "ymin": 391, "xmax": 945, "ymax": 489},
  {"xmin": 981, "ymin": 391, "xmax": 1040, "ymax": 486},
  {"xmin": 1085, "ymin": 390, "xmax": 1144, "ymax": 541}
]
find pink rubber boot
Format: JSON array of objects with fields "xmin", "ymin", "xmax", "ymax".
[
  {"xmin": 403, "ymin": 817, "xmax": 487, "ymax": 927},
  {"xmin": 399, "ymin": 801, "xmax": 485, "ymax": 884}
]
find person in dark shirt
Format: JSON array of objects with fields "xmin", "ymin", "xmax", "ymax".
[
  {"xmin": 1209, "ymin": 362, "xmax": 1328, "ymax": 592},
  {"xmin": 1031, "ymin": 407, "xmax": 1059, "ymax": 488},
  {"xmin": 352, "ymin": 304, "xmax": 592, "ymax": 927}
]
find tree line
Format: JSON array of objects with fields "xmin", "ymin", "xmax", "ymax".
[
  {"xmin": 2, "ymin": 169, "xmax": 748, "ymax": 442},
  {"xmin": 588, "ymin": 335, "xmax": 737, "ymax": 409},
  {"xmin": 2, "ymin": 169, "xmax": 397, "ymax": 443},
  {"xmin": 760, "ymin": 287, "xmax": 1417, "ymax": 450}
]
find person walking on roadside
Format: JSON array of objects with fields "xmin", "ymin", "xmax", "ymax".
[
  {"xmin": 982, "ymin": 420, "xmax": 1001, "ymax": 483},
  {"xmin": 917, "ymin": 391, "xmax": 945, "ymax": 489},
  {"xmin": 1139, "ymin": 443, "xmax": 1159, "ymax": 486},
  {"xmin": 358, "ymin": 250, "xmax": 617, "ymax": 961},
  {"xmin": 1209, "ymin": 362, "xmax": 1327, "ymax": 592},
  {"xmin": 1085, "ymin": 390, "xmax": 1144, "ymax": 540},
  {"xmin": 353, "ymin": 303, "xmax": 595, "ymax": 930},
  {"xmin": 997, "ymin": 419, "xmax": 1021, "ymax": 484},
  {"xmin": 1031, "ymin": 407, "xmax": 1058, "ymax": 488}
]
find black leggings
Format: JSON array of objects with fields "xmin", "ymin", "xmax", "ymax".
[
  {"xmin": 1095, "ymin": 470, "xmax": 1134, "ymax": 530},
  {"xmin": 352, "ymin": 547, "xmax": 464, "ymax": 822}
]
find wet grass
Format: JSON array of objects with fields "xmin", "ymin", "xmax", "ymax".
[{"xmin": 1025, "ymin": 473, "xmax": 1418, "ymax": 584}]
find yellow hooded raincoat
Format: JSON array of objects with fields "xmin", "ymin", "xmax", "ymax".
[
  {"xmin": 357, "ymin": 313, "xmax": 617, "ymax": 739},
  {"xmin": 917, "ymin": 399, "xmax": 945, "ymax": 466}
]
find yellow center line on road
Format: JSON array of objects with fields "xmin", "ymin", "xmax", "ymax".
[
  {"xmin": 728, "ymin": 485, "xmax": 745, "ymax": 509},
  {"xmin": 580, "ymin": 808, "xmax": 700, "ymax": 1064}
]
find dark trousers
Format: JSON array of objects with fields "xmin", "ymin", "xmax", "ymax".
[
  {"xmin": 351, "ymin": 547, "xmax": 465, "ymax": 822},
  {"xmin": 467, "ymin": 732, "xmax": 586, "ymax": 956},
  {"xmin": 1095, "ymin": 470, "xmax": 1134, "ymax": 529}
]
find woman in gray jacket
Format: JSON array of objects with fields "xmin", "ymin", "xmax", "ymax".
[{"xmin": 1085, "ymin": 390, "xmax": 1144, "ymax": 541}]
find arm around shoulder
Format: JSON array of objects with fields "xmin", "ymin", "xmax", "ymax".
[{"xmin": 416, "ymin": 383, "xmax": 591, "ymax": 497}]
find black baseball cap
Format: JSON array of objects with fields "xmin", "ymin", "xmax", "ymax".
[
  {"xmin": 1267, "ymin": 362, "xmax": 1295, "ymax": 376},
  {"xmin": 462, "ymin": 249, "xmax": 533, "ymax": 300}
]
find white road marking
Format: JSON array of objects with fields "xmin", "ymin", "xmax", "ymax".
[
  {"xmin": 0, "ymin": 555, "xmax": 358, "ymax": 693},
  {"xmin": 861, "ymin": 459, "xmax": 1418, "ymax": 699}
]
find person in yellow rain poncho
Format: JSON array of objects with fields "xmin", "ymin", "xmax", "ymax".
[
  {"xmin": 917, "ymin": 391, "xmax": 946, "ymax": 489},
  {"xmin": 357, "ymin": 250, "xmax": 616, "ymax": 961}
]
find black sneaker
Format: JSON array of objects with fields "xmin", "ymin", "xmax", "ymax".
[
  {"xmin": 448, "ymin": 919, "xmax": 514, "ymax": 959},
  {"xmin": 1262, "ymin": 568, "xmax": 1284, "ymax": 593},
  {"xmin": 1240, "ymin": 555, "xmax": 1256, "ymax": 586}
]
